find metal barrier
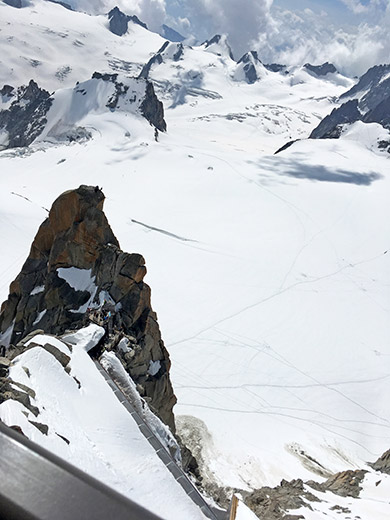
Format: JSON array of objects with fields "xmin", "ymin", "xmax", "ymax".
[
  {"xmin": 94, "ymin": 361, "xmax": 227, "ymax": 520},
  {"xmin": 0, "ymin": 421, "xmax": 163, "ymax": 520}
]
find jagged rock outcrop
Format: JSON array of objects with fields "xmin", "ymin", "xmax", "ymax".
[
  {"xmin": 310, "ymin": 99, "xmax": 361, "ymax": 139},
  {"xmin": 340, "ymin": 64, "xmax": 390, "ymax": 112},
  {"xmin": 304, "ymin": 62, "xmax": 337, "ymax": 76},
  {"xmin": 90, "ymin": 71, "xmax": 166, "ymax": 131},
  {"xmin": 311, "ymin": 63, "xmax": 390, "ymax": 140},
  {"xmin": 236, "ymin": 51, "xmax": 265, "ymax": 84},
  {"xmin": 108, "ymin": 6, "xmax": 147, "ymax": 37},
  {"xmin": 0, "ymin": 73, "xmax": 166, "ymax": 150},
  {"xmin": 265, "ymin": 63, "xmax": 287, "ymax": 73},
  {"xmin": 0, "ymin": 185, "xmax": 176, "ymax": 429},
  {"xmin": 243, "ymin": 479, "xmax": 320, "ymax": 520},
  {"xmin": 202, "ymin": 35, "xmax": 234, "ymax": 61},
  {"xmin": 308, "ymin": 469, "xmax": 367, "ymax": 499},
  {"xmin": 0, "ymin": 80, "xmax": 52, "ymax": 149},
  {"xmin": 238, "ymin": 468, "xmax": 370, "ymax": 519},
  {"xmin": 139, "ymin": 41, "xmax": 184, "ymax": 80},
  {"xmin": 370, "ymin": 449, "xmax": 390, "ymax": 474}
]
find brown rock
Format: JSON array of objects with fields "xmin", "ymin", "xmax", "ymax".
[{"xmin": 0, "ymin": 185, "xmax": 176, "ymax": 430}]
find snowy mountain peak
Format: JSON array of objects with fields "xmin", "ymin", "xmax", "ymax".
[
  {"xmin": 0, "ymin": 72, "xmax": 166, "ymax": 150},
  {"xmin": 202, "ymin": 34, "xmax": 235, "ymax": 61},
  {"xmin": 235, "ymin": 50, "xmax": 268, "ymax": 84},
  {"xmin": 108, "ymin": 6, "xmax": 147, "ymax": 37}
]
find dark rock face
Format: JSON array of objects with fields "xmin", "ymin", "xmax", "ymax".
[
  {"xmin": 311, "ymin": 63, "xmax": 390, "ymax": 140},
  {"xmin": 0, "ymin": 80, "xmax": 52, "ymax": 149},
  {"xmin": 340, "ymin": 64, "xmax": 390, "ymax": 112},
  {"xmin": 203, "ymin": 34, "xmax": 234, "ymax": 60},
  {"xmin": 92, "ymin": 72, "xmax": 166, "ymax": 131},
  {"xmin": 161, "ymin": 24, "xmax": 185, "ymax": 42},
  {"xmin": 108, "ymin": 6, "xmax": 129, "ymax": 36},
  {"xmin": 4, "ymin": 0, "xmax": 23, "ymax": 7},
  {"xmin": 265, "ymin": 63, "xmax": 287, "ymax": 73},
  {"xmin": 0, "ymin": 85, "xmax": 15, "ymax": 98},
  {"xmin": 139, "ymin": 41, "xmax": 183, "ymax": 81},
  {"xmin": 0, "ymin": 74, "xmax": 166, "ymax": 149},
  {"xmin": 140, "ymin": 82, "xmax": 167, "ymax": 132},
  {"xmin": 364, "ymin": 94, "xmax": 390, "ymax": 128},
  {"xmin": 370, "ymin": 449, "xmax": 390, "ymax": 474},
  {"xmin": 237, "ymin": 51, "xmax": 263, "ymax": 84},
  {"xmin": 304, "ymin": 62, "xmax": 337, "ymax": 76},
  {"xmin": 108, "ymin": 6, "xmax": 147, "ymax": 36},
  {"xmin": 0, "ymin": 185, "xmax": 176, "ymax": 429},
  {"xmin": 310, "ymin": 99, "xmax": 361, "ymax": 139}
]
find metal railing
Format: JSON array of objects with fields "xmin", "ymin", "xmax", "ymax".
[
  {"xmin": 0, "ymin": 421, "xmax": 163, "ymax": 520},
  {"xmin": 94, "ymin": 361, "xmax": 226, "ymax": 520}
]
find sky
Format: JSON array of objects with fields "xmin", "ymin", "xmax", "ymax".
[{"xmin": 68, "ymin": 0, "xmax": 390, "ymax": 76}]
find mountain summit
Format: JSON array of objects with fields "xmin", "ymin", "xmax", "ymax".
[{"xmin": 0, "ymin": 185, "xmax": 176, "ymax": 429}]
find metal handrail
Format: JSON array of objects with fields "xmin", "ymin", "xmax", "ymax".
[
  {"xmin": 0, "ymin": 421, "xmax": 163, "ymax": 520},
  {"xmin": 94, "ymin": 360, "xmax": 226, "ymax": 520}
]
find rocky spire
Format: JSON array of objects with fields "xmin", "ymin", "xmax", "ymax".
[{"xmin": 0, "ymin": 185, "xmax": 176, "ymax": 430}]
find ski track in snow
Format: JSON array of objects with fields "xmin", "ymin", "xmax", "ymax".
[{"xmin": 0, "ymin": 2, "xmax": 390, "ymax": 515}]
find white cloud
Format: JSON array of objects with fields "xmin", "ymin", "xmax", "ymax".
[
  {"xmin": 340, "ymin": 0, "xmax": 368, "ymax": 14},
  {"xmin": 62, "ymin": 0, "xmax": 166, "ymax": 31},
  {"xmin": 255, "ymin": 6, "xmax": 390, "ymax": 76},
  {"xmin": 61, "ymin": 0, "xmax": 390, "ymax": 77},
  {"xmin": 175, "ymin": 0, "xmax": 276, "ymax": 59}
]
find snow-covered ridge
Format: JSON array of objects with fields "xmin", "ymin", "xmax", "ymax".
[
  {"xmin": 0, "ymin": 326, "xmax": 207, "ymax": 519},
  {"xmin": 0, "ymin": 72, "xmax": 166, "ymax": 150}
]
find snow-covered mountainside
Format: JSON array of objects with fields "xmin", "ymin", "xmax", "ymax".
[{"xmin": 0, "ymin": 1, "xmax": 389, "ymax": 519}]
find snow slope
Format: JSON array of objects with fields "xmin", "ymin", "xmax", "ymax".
[
  {"xmin": 0, "ymin": 325, "xmax": 206, "ymax": 519},
  {"xmin": 0, "ymin": 1, "xmax": 389, "ymax": 518}
]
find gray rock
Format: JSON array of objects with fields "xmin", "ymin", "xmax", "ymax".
[
  {"xmin": 340, "ymin": 64, "xmax": 390, "ymax": 112},
  {"xmin": 108, "ymin": 6, "xmax": 129, "ymax": 36},
  {"xmin": 0, "ymin": 80, "xmax": 52, "ymax": 149},
  {"xmin": 108, "ymin": 6, "xmax": 147, "ymax": 36},
  {"xmin": 92, "ymin": 72, "xmax": 166, "ymax": 131},
  {"xmin": 0, "ymin": 85, "xmax": 14, "ymax": 98},
  {"xmin": 29, "ymin": 420, "xmax": 49, "ymax": 435},
  {"xmin": 310, "ymin": 99, "xmax": 361, "ymax": 139},
  {"xmin": 311, "ymin": 63, "xmax": 390, "ymax": 140},
  {"xmin": 0, "ymin": 357, "xmax": 11, "ymax": 377},
  {"xmin": 0, "ymin": 377, "xmax": 39, "ymax": 416},
  {"xmin": 203, "ymin": 34, "xmax": 234, "ymax": 61},
  {"xmin": 243, "ymin": 478, "xmax": 319, "ymax": 520},
  {"xmin": 140, "ymin": 82, "xmax": 167, "ymax": 132},
  {"xmin": 237, "ymin": 51, "xmax": 263, "ymax": 84},
  {"xmin": 370, "ymin": 449, "xmax": 390, "ymax": 474},
  {"xmin": 304, "ymin": 62, "xmax": 337, "ymax": 76},
  {"xmin": 308, "ymin": 469, "xmax": 367, "ymax": 498},
  {"xmin": 4, "ymin": 0, "xmax": 23, "ymax": 7},
  {"xmin": 139, "ymin": 41, "xmax": 170, "ymax": 79},
  {"xmin": 265, "ymin": 63, "xmax": 287, "ymax": 73},
  {"xmin": 41, "ymin": 343, "xmax": 70, "ymax": 368}
]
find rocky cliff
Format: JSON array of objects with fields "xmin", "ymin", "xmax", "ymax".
[
  {"xmin": 0, "ymin": 185, "xmax": 176, "ymax": 430},
  {"xmin": 310, "ymin": 63, "xmax": 390, "ymax": 140}
]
